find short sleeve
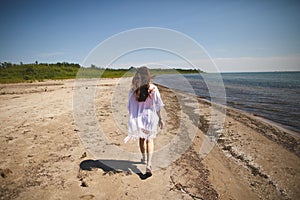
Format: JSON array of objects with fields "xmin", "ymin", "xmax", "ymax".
[{"xmin": 153, "ymin": 85, "xmax": 164, "ymax": 111}]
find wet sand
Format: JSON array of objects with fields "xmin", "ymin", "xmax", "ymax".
[{"xmin": 0, "ymin": 78, "xmax": 299, "ymax": 199}]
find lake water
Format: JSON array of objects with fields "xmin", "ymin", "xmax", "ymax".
[{"xmin": 154, "ymin": 72, "xmax": 300, "ymax": 133}]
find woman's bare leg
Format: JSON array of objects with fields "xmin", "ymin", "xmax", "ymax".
[
  {"xmin": 139, "ymin": 138, "xmax": 146, "ymax": 163},
  {"xmin": 146, "ymin": 139, "xmax": 154, "ymax": 169}
]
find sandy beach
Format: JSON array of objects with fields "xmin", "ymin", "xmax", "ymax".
[{"xmin": 0, "ymin": 78, "xmax": 299, "ymax": 200}]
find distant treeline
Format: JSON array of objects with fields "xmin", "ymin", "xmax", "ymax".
[{"xmin": 0, "ymin": 62, "xmax": 201, "ymax": 83}]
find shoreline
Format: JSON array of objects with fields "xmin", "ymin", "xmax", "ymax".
[
  {"xmin": 156, "ymin": 83, "xmax": 300, "ymax": 158},
  {"xmin": 254, "ymin": 115, "xmax": 300, "ymax": 138},
  {"xmin": 153, "ymin": 80, "xmax": 300, "ymax": 137}
]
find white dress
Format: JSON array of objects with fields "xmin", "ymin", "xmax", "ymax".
[{"xmin": 125, "ymin": 84, "xmax": 164, "ymax": 143}]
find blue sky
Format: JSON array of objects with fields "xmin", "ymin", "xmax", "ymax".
[{"xmin": 0, "ymin": 0, "xmax": 299, "ymax": 72}]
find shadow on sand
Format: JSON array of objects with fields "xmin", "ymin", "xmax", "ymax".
[{"xmin": 79, "ymin": 159, "xmax": 152, "ymax": 180}]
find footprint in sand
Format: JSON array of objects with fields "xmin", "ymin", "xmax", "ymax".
[{"xmin": 0, "ymin": 168, "xmax": 13, "ymax": 178}]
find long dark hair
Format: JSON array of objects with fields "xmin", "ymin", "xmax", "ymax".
[{"xmin": 132, "ymin": 66, "xmax": 151, "ymax": 102}]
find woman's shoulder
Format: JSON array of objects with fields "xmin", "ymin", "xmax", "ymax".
[
  {"xmin": 149, "ymin": 83, "xmax": 158, "ymax": 90},
  {"xmin": 149, "ymin": 83, "xmax": 161, "ymax": 97}
]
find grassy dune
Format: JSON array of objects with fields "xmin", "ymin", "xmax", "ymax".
[{"xmin": 0, "ymin": 63, "xmax": 201, "ymax": 83}]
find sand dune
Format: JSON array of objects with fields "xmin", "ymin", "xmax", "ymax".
[{"xmin": 0, "ymin": 78, "xmax": 299, "ymax": 199}]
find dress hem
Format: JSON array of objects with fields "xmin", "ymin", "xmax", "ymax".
[{"xmin": 124, "ymin": 132, "xmax": 157, "ymax": 143}]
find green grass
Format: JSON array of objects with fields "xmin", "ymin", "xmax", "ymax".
[
  {"xmin": 0, "ymin": 62, "xmax": 201, "ymax": 84},
  {"xmin": 0, "ymin": 63, "xmax": 80, "ymax": 83}
]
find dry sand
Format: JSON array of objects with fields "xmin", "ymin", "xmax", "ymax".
[{"xmin": 0, "ymin": 78, "xmax": 299, "ymax": 200}]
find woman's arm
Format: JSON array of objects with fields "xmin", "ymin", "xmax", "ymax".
[{"xmin": 157, "ymin": 110, "xmax": 163, "ymax": 129}]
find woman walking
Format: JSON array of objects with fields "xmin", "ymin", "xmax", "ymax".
[{"xmin": 125, "ymin": 66, "xmax": 164, "ymax": 176}]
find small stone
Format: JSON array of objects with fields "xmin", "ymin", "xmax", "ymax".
[
  {"xmin": 81, "ymin": 180, "xmax": 88, "ymax": 187},
  {"xmin": 80, "ymin": 152, "xmax": 87, "ymax": 159}
]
